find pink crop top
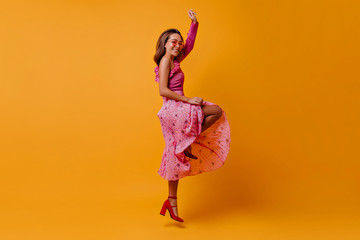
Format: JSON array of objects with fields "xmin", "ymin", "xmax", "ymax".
[{"xmin": 154, "ymin": 21, "xmax": 199, "ymax": 92}]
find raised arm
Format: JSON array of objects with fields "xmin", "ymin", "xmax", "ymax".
[{"xmin": 177, "ymin": 21, "xmax": 199, "ymax": 63}]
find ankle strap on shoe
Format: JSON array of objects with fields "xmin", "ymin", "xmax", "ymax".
[{"xmin": 168, "ymin": 196, "xmax": 177, "ymax": 199}]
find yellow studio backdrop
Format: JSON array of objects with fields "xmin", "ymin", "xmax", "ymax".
[{"xmin": 0, "ymin": 0, "xmax": 359, "ymax": 239}]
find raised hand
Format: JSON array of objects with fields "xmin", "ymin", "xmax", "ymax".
[{"xmin": 188, "ymin": 9, "xmax": 198, "ymax": 23}]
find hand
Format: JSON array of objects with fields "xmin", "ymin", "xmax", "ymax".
[
  {"xmin": 187, "ymin": 97, "xmax": 203, "ymax": 105},
  {"xmin": 188, "ymin": 9, "xmax": 197, "ymax": 23}
]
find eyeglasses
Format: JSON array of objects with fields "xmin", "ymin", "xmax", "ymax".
[{"xmin": 167, "ymin": 39, "xmax": 185, "ymax": 48}]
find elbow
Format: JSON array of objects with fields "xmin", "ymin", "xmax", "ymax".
[{"xmin": 159, "ymin": 88, "xmax": 167, "ymax": 97}]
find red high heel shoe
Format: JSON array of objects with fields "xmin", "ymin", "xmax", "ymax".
[{"xmin": 160, "ymin": 196, "xmax": 184, "ymax": 222}]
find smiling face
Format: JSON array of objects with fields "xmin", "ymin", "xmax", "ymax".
[{"xmin": 165, "ymin": 33, "xmax": 184, "ymax": 56}]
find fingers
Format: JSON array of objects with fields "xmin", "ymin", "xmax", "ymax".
[
  {"xmin": 188, "ymin": 9, "xmax": 197, "ymax": 16},
  {"xmin": 189, "ymin": 9, "xmax": 197, "ymax": 15},
  {"xmin": 189, "ymin": 97, "xmax": 203, "ymax": 105}
]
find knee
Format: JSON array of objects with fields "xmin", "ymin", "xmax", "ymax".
[{"xmin": 215, "ymin": 106, "xmax": 222, "ymax": 118}]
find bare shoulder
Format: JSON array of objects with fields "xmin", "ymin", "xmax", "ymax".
[
  {"xmin": 158, "ymin": 57, "xmax": 171, "ymax": 82},
  {"xmin": 159, "ymin": 57, "xmax": 171, "ymax": 73}
]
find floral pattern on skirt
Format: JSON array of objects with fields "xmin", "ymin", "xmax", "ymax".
[{"xmin": 157, "ymin": 91, "xmax": 231, "ymax": 180}]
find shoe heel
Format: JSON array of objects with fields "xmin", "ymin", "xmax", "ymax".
[
  {"xmin": 159, "ymin": 196, "xmax": 184, "ymax": 222},
  {"xmin": 160, "ymin": 202, "xmax": 167, "ymax": 216}
]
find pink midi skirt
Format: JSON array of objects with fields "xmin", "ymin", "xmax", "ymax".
[{"xmin": 157, "ymin": 90, "xmax": 231, "ymax": 180}]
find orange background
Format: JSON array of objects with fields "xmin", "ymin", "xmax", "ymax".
[{"xmin": 0, "ymin": 0, "xmax": 359, "ymax": 239}]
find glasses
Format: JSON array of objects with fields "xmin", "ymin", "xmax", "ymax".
[{"xmin": 167, "ymin": 39, "xmax": 185, "ymax": 48}]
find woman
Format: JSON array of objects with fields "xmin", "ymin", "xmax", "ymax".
[{"xmin": 153, "ymin": 9, "xmax": 231, "ymax": 222}]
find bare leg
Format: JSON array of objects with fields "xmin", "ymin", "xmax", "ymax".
[
  {"xmin": 184, "ymin": 105, "xmax": 222, "ymax": 156},
  {"xmin": 168, "ymin": 180, "xmax": 179, "ymax": 216},
  {"xmin": 201, "ymin": 105, "xmax": 223, "ymax": 133}
]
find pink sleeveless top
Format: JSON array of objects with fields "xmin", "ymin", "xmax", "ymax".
[{"xmin": 154, "ymin": 21, "xmax": 199, "ymax": 93}]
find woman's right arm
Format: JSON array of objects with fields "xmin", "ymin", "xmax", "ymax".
[
  {"xmin": 177, "ymin": 20, "xmax": 198, "ymax": 63},
  {"xmin": 158, "ymin": 57, "xmax": 189, "ymax": 103}
]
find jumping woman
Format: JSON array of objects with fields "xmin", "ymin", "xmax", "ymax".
[{"xmin": 153, "ymin": 9, "xmax": 231, "ymax": 222}]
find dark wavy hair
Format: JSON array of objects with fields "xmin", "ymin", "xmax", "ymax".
[{"xmin": 153, "ymin": 28, "xmax": 184, "ymax": 66}]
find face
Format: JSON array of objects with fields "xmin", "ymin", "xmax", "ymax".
[{"xmin": 165, "ymin": 33, "xmax": 184, "ymax": 56}]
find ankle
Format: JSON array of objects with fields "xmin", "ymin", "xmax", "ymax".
[{"xmin": 169, "ymin": 198, "xmax": 177, "ymax": 202}]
